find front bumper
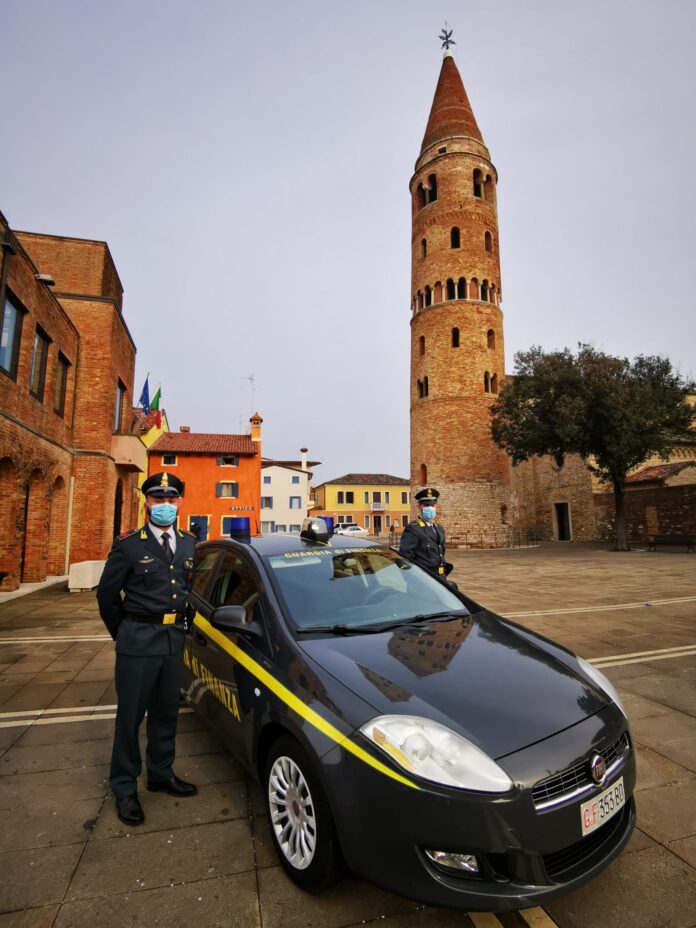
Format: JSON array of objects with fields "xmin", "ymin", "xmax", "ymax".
[{"xmin": 319, "ymin": 706, "xmax": 636, "ymax": 912}]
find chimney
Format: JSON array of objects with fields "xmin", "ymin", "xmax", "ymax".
[
  {"xmin": 180, "ymin": 425, "xmax": 190, "ymax": 433},
  {"xmin": 250, "ymin": 411, "xmax": 263, "ymax": 444},
  {"xmin": 300, "ymin": 447, "xmax": 308, "ymax": 471}
]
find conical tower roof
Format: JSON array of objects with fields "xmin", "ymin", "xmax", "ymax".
[{"xmin": 420, "ymin": 52, "xmax": 483, "ymax": 154}]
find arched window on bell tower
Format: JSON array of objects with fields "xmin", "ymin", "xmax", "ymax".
[
  {"xmin": 417, "ymin": 379, "xmax": 424, "ymax": 398},
  {"xmin": 450, "ymin": 227, "xmax": 460, "ymax": 249},
  {"xmin": 419, "ymin": 463, "xmax": 428, "ymax": 484},
  {"xmin": 485, "ymin": 231, "xmax": 492, "ymax": 252},
  {"xmin": 427, "ymin": 173, "xmax": 438, "ymax": 202},
  {"xmin": 487, "ymin": 328, "xmax": 496, "ymax": 349},
  {"xmin": 446, "ymin": 278, "xmax": 455, "ymax": 300},
  {"xmin": 419, "ymin": 335, "xmax": 425, "ymax": 356},
  {"xmin": 481, "ymin": 280, "xmax": 489, "ymax": 301},
  {"xmin": 421, "ymin": 238, "xmax": 427, "ymax": 258},
  {"xmin": 457, "ymin": 277, "xmax": 466, "ymax": 299},
  {"xmin": 473, "ymin": 169, "xmax": 483, "ymax": 198},
  {"xmin": 416, "ymin": 183, "xmax": 426, "ymax": 209},
  {"xmin": 423, "ymin": 376, "xmax": 429, "ymax": 397},
  {"xmin": 491, "ymin": 373, "xmax": 499, "ymax": 394},
  {"xmin": 484, "ymin": 371, "xmax": 491, "ymax": 393},
  {"xmin": 424, "ymin": 285, "xmax": 432, "ymax": 307},
  {"xmin": 452, "ymin": 327, "xmax": 460, "ymax": 348}
]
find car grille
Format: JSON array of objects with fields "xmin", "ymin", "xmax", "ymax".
[
  {"xmin": 542, "ymin": 803, "xmax": 630, "ymax": 881},
  {"xmin": 532, "ymin": 733, "xmax": 630, "ymax": 811}
]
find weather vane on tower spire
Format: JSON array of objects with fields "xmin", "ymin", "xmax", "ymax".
[{"xmin": 439, "ymin": 22, "xmax": 455, "ymax": 51}]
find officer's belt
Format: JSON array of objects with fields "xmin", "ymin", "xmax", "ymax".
[{"xmin": 126, "ymin": 612, "xmax": 184, "ymax": 625}]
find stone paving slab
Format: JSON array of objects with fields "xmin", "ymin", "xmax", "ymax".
[
  {"xmin": 65, "ymin": 819, "xmax": 255, "ymax": 900},
  {"xmin": 0, "ymin": 907, "xmax": 59, "ymax": 928},
  {"xmin": 545, "ymin": 846, "xmax": 696, "ymax": 928},
  {"xmin": 92, "ymin": 779, "xmax": 248, "ymax": 838},
  {"xmin": 0, "ymin": 844, "xmax": 84, "ymax": 911},
  {"xmin": 0, "ymin": 738, "xmax": 113, "ymax": 776},
  {"xmin": 634, "ymin": 781, "xmax": 696, "ymax": 843},
  {"xmin": 0, "ymin": 796, "xmax": 103, "ymax": 853},
  {"xmin": 53, "ymin": 871, "xmax": 261, "ymax": 928},
  {"xmin": 0, "ymin": 765, "xmax": 109, "ymax": 809}
]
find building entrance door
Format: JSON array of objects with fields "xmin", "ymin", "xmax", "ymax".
[
  {"xmin": 554, "ymin": 503, "xmax": 571, "ymax": 541},
  {"xmin": 373, "ymin": 515, "xmax": 382, "ymax": 536},
  {"xmin": 189, "ymin": 515, "xmax": 209, "ymax": 541}
]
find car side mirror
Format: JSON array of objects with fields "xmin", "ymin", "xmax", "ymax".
[{"xmin": 210, "ymin": 605, "xmax": 264, "ymax": 639}]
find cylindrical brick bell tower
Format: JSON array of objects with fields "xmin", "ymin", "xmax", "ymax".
[{"xmin": 410, "ymin": 51, "xmax": 511, "ymax": 545}]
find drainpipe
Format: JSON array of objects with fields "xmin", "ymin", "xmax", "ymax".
[{"xmin": 64, "ymin": 476, "xmax": 75, "ymax": 574}]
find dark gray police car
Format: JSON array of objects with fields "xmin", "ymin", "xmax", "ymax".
[{"xmin": 182, "ymin": 518, "xmax": 635, "ymax": 912}]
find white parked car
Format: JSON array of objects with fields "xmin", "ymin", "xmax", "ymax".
[{"xmin": 333, "ymin": 523, "xmax": 369, "ymax": 536}]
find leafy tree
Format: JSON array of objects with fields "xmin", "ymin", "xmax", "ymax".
[{"xmin": 490, "ymin": 345, "xmax": 695, "ymax": 550}]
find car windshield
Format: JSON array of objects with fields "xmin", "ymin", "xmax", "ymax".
[{"xmin": 264, "ymin": 546, "xmax": 468, "ymax": 632}]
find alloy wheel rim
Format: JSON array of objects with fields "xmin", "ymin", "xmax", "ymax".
[{"xmin": 268, "ymin": 754, "xmax": 317, "ymax": 870}]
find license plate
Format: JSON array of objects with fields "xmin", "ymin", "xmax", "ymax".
[{"xmin": 580, "ymin": 776, "xmax": 625, "ymax": 836}]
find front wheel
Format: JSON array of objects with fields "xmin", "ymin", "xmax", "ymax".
[{"xmin": 264, "ymin": 735, "xmax": 342, "ymax": 892}]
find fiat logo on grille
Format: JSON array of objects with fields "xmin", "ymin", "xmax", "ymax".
[{"xmin": 590, "ymin": 754, "xmax": 606, "ymax": 784}]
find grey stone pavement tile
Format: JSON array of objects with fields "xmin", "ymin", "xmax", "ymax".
[
  {"xmin": 669, "ymin": 835, "xmax": 696, "ymax": 870},
  {"xmin": 0, "ymin": 796, "xmax": 103, "ymax": 853},
  {"xmin": 46, "ymin": 680, "xmax": 113, "ymax": 709},
  {"xmin": 93, "ymin": 779, "xmax": 248, "ymax": 838},
  {"xmin": 633, "ymin": 744, "xmax": 696, "ymax": 792},
  {"xmin": 545, "ymin": 846, "xmax": 696, "ymax": 928},
  {"xmin": 0, "ymin": 906, "xmax": 59, "ymax": 928},
  {"xmin": 0, "ymin": 844, "xmax": 84, "ymax": 911},
  {"xmin": 53, "ymin": 871, "xmax": 261, "ymax": 928},
  {"xmin": 0, "ymin": 737, "xmax": 113, "ymax": 775},
  {"xmin": 66, "ymin": 819, "xmax": 255, "ymax": 900},
  {"xmin": 635, "ymin": 781, "xmax": 696, "ymax": 844},
  {"xmin": 14, "ymin": 719, "xmax": 116, "ymax": 748},
  {"xmin": 0, "ymin": 765, "xmax": 109, "ymax": 809},
  {"xmin": 257, "ymin": 865, "xmax": 421, "ymax": 928},
  {"xmin": 0, "ymin": 684, "xmax": 68, "ymax": 711}
]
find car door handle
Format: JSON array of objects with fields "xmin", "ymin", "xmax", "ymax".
[{"xmin": 193, "ymin": 629, "xmax": 208, "ymax": 647}]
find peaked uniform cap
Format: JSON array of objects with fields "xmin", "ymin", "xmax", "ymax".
[
  {"xmin": 142, "ymin": 471, "xmax": 184, "ymax": 497},
  {"xmin": 415, "ymin": 487, "xmax": 440, "ymax": 504},
  {"xmin": 420, "ymin": 53, "xmax": 484, "ymax": 154}
]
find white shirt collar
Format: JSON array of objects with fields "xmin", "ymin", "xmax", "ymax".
[{"xmin": 147, "ymin": 522, "xmax": 177, "ymax": 553}]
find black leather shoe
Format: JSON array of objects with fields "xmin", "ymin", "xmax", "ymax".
[
  {"xmin": 116, "ymin": 794, "xmax": 144, "ymax": 826},
  {"xmin": 147, "ymin": 774, "xmax": 198, "ymax": 797}
]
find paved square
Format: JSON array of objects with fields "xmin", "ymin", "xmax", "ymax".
[{"xmin": 0, "ymin": 543, "xmax": 694, "ymax": 928}]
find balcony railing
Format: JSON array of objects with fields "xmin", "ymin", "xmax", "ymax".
[{"xmin": 371, "ymin": 502, "xmax": 386, "ymax": 511}]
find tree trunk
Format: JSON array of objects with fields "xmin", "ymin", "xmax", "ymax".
[{"xmin": 612, "ymin": 478, "xmax": 630, "ymax": 551}]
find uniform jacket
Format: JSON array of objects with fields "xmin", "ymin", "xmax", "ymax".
[
  {"xmin": 399, "ymin": 518, "xmax": 449, "ymax": 576},
  {"xmin": 96, "ymin": 525, "xmax": 197, "ymax": 653}
]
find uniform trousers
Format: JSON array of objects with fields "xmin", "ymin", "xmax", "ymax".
[{"xmin": 110, "ymin": 648, "xmax": 183, "ymax": 799}]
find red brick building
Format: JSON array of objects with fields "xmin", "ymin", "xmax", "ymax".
[
  {"xmin": 148, "ymin": 415, "xmax": 262, "ymax": 539},
  {"xmin": 0, "ymin": 212, "xmax": 143, "ymax": 590}
]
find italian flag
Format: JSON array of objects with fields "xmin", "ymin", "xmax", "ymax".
[{"xmin": 151, "ymin": 386, "xmax": 162, "ymax": 429}]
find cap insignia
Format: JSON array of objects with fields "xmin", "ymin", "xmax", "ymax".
[{"xmin": 160, "ymin": 472, "xmax": 169, "ymax": 487}]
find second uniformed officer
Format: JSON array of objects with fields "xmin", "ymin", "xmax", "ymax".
[
  {"xmin": 399, "ymin": 487, "xmax": 453, "ymax": 579},
  {"xmin": 97, "ymin": 472, "xmax": 198, "ymax": 826}
]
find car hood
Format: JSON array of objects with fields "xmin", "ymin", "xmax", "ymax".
[{"xmin": 298, "ymin": 611, "xmax": 609, "ymax": 759}]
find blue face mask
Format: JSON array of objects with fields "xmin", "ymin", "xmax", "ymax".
[
  {"xmin": 422, "ymin": 506, "xmax": 437, "ymax": 522},
  {"xmin": 149, "ymin": 502, "xmax": 178, "ymax": 527}
]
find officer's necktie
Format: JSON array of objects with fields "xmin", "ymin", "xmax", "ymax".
[{"xmin": 161, "ymin": 532, "xmax": 173, "ymax": 562}]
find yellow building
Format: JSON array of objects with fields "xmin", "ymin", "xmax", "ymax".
[
  {"xmin": 133, "ymin": 407, "xmax": 170, "ymax": 521},
  {"xmin": 313, "ymin": 473, "xmax": 411, "ymax": 536}
]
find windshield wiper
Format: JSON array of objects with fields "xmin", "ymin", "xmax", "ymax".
[{"xmin": 296, "ymin": 610, "xmax": 469, "ymax": 637}]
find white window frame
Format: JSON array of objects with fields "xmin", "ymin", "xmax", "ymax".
[{"xmin": 162, "ymin": 454, "xmax": 178, "ymax": 466}]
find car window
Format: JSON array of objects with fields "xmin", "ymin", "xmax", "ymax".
[
  {"xmin": 265, "ymin": 546, "xmax": 467, "ymax": 631},
  {"xmin": 191, "ymin": 549, "xmax": 221, "ymax": 597},
  {"xmin": 209, "ymin": 550, "xmax": 262, "ymax": 622}
]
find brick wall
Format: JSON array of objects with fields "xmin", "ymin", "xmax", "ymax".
[{"xmin": 594, "ymin": 484, "xmax": 696, "ymax": 542}]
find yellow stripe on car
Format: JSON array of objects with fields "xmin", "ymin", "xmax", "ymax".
[{"xmin": 193, "ymin": 613, "xmax": 421, "ymax": 791}]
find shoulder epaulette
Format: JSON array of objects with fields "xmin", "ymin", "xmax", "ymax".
[{"xmin": 119, "ymin": 528, "xmax": 140, "ymax": 540}]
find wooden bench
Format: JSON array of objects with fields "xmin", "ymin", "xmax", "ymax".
[{"xmin": 648, "ymin": 534, "xmax": 695, "ymax": 552}]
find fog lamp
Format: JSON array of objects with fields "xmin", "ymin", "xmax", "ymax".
[{"xmin": 425, "ymin": 849, "xmax": 479, "ymax": 873}]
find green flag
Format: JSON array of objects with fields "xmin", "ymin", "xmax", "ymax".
[{"xmin": 150, "ymin": 386, "xmax": 161, "ymax": 411}]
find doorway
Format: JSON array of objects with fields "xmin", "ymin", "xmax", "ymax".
[
  {"xmin": 554, "ymin": 503, "xmax": 571, "ymax": 541},
  {"xmin": 373, "ymin": 515, "xmax": 382, "ymax": 536}
]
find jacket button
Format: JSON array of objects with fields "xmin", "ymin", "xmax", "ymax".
[
  {"xmin": 172, "ymin": 594, "xmax": 177, "ymax": 599},
  {"xmin": 171, "ymin": 579, "xmax": 176, "ymax": 584}
]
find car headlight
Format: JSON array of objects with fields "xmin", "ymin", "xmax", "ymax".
[
  {"xmin": 577, "ymin": 657, "xmax": 626, "ymax": 717},
  {"xmin": 360, "ymin": 715, "xmax": 513, "ymax": 792}
]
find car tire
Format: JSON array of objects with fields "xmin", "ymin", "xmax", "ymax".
[{"xmin": 264, "ymin": 734, "xmax": 343, "ymax": 892}]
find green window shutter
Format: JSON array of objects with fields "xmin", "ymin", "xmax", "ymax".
[
  {"xmin": 215, "ymin": 483, "xmax": 222, "ymax": 497},
  {"xmin": 232, "ymin": 483, "xmax": 239, "ymax": 498}
]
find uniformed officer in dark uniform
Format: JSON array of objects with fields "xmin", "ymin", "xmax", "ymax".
[
  {"xmin": 97, "ymin": 472, "xmax": 198, "ymax": 826},
  {"xmin": 399, "ymin": 488, "xmax": 453, "ymax": 579}
]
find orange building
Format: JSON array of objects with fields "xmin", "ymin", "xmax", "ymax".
[{"xmin": 147, "ymin": 414, "xmax": 262, "ymax": 539}]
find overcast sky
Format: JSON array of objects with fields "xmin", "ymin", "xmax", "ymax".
[{"xmin": 3, "ymin": 1, "xmax": 695, "ymax": 486}]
